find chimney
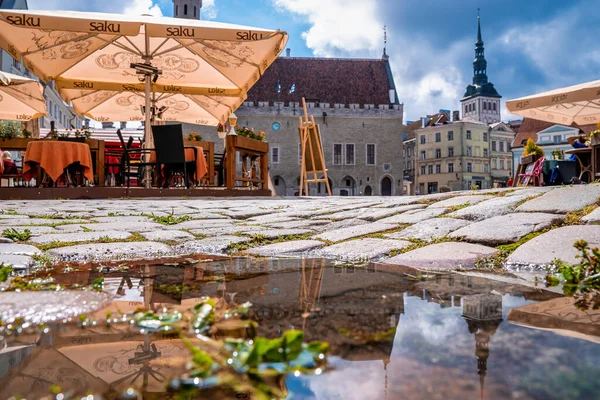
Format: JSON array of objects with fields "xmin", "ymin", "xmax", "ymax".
[
  {"xmin": 453, "ymin": 110, "xmax": 460, "ymax": 121},
  {"xmin": 120, "ymin": 121, "xmax": 127, "ymax": 130},
  {"xmin": 286, "ymin": 48, "xmax": 291, "ymax": 57},
  {"xmin": 421, "ymin": 117, "xmax": 427, "ymax": 128}
]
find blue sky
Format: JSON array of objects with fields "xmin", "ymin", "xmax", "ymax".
[{"xmin": 27, "ymin": 0, "xmax": 600, "ymax": 121}]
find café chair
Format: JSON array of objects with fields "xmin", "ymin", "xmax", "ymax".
[
  {"xmin": 116, "ymin": 129, "xmax": 155, "ymax": 188},
  {"xmin": 151, "ymin": 124, "xmax": 197, "ymax": 188}
]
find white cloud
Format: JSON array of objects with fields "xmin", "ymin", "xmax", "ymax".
[
  {"xmin": 28, "ymin": 0, "xmax": 163, "ymax": 16},
  {"xmin": 273, "ymin": 0, "xmax": 381, "ymax": 57},
  {"xmin": 124, "ymin": 0, "xmax": 164, "ymax": 17},
  {"xmin": 202, "ymin": 0, "xmax": 219, "ymax": 20}
]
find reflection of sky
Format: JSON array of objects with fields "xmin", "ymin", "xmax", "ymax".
[{"xmin": 290, "ymin": 293, "xmax": 600, "ymax": 400}]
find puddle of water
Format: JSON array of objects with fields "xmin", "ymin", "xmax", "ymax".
[{"xmin": 0, "ymin": 258, "xmax": 598, "ymax": 400}]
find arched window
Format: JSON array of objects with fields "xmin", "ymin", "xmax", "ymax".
[
  {"xmin": 483, "ymin": 102, "xmax": 487, "ymax": 111},
  {"xmin": 175, "ymin": 5, "xmax": 178, "ymax": 15},
  {"xmin": 194, "ymin": 6, "xmax": 197, "ymax": 17},
  {"xmin": 493, "ymin": 103, "xmax": 497, "ymax": 111},
  {"xmin": 184, "ymin": 4, "xmax": 188, "ymax": 15},
  {"xmin": 465, "ymin": 105, "xmax": 468, "ymax": 114}
]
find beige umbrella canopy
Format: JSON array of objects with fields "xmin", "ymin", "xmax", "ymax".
[
  {"xmin": 0, "ymin": 9, "xmax": 287, "ymax": 140},
  {"xmin": 60, "ymin": 88, "xmax": 243, "ymax": 126},
  {"xmin": 0, "ymin": 71, "xmax": 47, "ymax": 121},
  {"xmin": 506, "ymin": 79, "xmax": 600, "ymax": 125}
]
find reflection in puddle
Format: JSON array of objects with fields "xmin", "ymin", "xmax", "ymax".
[{"xmin": 0, "ymin": 258, "xmax": 599, "ymax": 399}]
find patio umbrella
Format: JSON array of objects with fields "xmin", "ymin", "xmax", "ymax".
[
  {"xmin": 0, "ymin": 9, "xmax": 287, "ymax": 184},
  {"xmin": 0, "ymin": 71, "xmax": 47, "ymax": 121},
  {"xmin": 506, "ymin": 79, "xmax": 600, "ymax": 125}
]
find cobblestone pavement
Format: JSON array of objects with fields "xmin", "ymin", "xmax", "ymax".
[{"xmin": 1, "ymin": 186, "xmax": 598, "ymax": 280}]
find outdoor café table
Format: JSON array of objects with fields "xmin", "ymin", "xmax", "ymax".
[
  {"xmin": 22, "ymin": 140, "xmax": 94, "ymax": 185},
  {"xmin": 148, "ymin": 146, "xmax": 208, "ymax": 184},
  {"xmin": 564, "ymin": 148, "xmax": 592, "ymax": 182}
]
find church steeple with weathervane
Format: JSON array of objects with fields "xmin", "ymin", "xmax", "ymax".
[{"xmin": 461, "ymin": 9, "xmax": 502, "ymax": 124}]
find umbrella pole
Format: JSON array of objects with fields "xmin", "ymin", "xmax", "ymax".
[{"xmin": 142, "ymin": 74, "xmax": 153, "ymax": 188}]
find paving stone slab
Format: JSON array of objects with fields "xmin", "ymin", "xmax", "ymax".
[
  {"xmin": 447, "ymin": 195, "xmax": 532, "ymax": 221},
  {"xmin": 0, "ymin": 243, "xmax": 41, "ymax": 255},
  {"xmin": 48, "ymin": 242, "xmax": 173, "ymax": 262},
  {"xmin": 0, "ymin": 214, "xmax": 27, "ymax": 219},
  {"xmin": 2, "ymin": 218, "xmax": 90, "ymax": 226},
  {"xmin": 505, "ymin": 187, "xmax": 554, "ymax": 197},
  {"xmin": 581, "ymin": 207, "xmax": 600, "ymax": 224},
  {"xmin": 244, "ymin": 228, "xmax": 313, "ymax": 239},
  {"xmin": 55, "ymin": 221, "xmax": 166, "ymax": 232},
  {"xmin": 264, "ymin": 220, "xmax": 328, "ymax": 230},
  {"xmin": 382, "ymin": 242, "xmax": 498, "ymax": 270},
  {"xmin": 387, "ymin": 218, "xmax": 472, "ymax": 242},
  {"xmin": 0, "ymin": 290, "xmax": 113, "ymax": 325},
  {"xmin": 311, "ymin": 238, "xmax": 412, "ymax": 260},
  {"xmin": 189, "ymin": 225, "xmax": 263, "ymax": 236},
  {"xmin": 141, "ymin": 230, "xmax": 195, "ymax": 242},
  {"xmin": 163, "ymin": 219, "xmax": 236, "ymax": 230},
  {"xmin": 29, "ymin": 230, "xmax": 132, "ymax": 245},
  {"xmin": 508, "ymin": 225, "xmax": 600, "ymax": 266},
  {"xmin": 449, "ymin": 213, "xmax": 564, "ymax": 245},
  {"xmin": 91, "ymin": 216, "xmax": 154, "ymax": 223},
  {"xmin": 311, "ymin": 218, "xmax": 369, "ymax": 233},
  {"xmin": 174, "ymin": 236, "xmax": 250, "ymax": 255},
  {"xmin": 516, "ymin": 185, "xmax": 600, "ymax": 214},
  {"xmin": 0, "ymin": 254, "xmax": 32, "ymax": 269},
  {"xmin": 246, "ymin": 240, "xmax": 326, "ymax": 257},
  {"xmin": 427, "ymin": 195, "xmax": 495, "ymax": 209},
  {"xmin": 246, "ymin": 214, "xmax": 300, "ymax": 224},
  {"xmin": 325, "ymin": 205, "xmax": 424, "ymax": 222},
  {"xmin": 313, "ymin": 223, "xmax": 397, "ymax": 243},
  {"xmin": 378, "ymin": 208, "xmax": 447, "ymax": 224}
]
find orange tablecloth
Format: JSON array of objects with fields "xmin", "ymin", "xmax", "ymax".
[
  {"xmin": 149, "ymin": 146, "xmax": 208, "ymax": 181},
  {"xmin": 22, "ymin": 141, "xmax": 94, "ymax": 182}
]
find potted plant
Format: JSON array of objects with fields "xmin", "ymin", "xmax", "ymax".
[
  {"xmin": 522, "ymin": 138, "xmax": 545, "ymax": 164},
  {"xmin": 235, "ymin": 126, "xmax": 266, "ymax": 142},
  {"xmin": 551, "ymin": 149, "xmax": 563, "ymax": 160},
  {"xmin": 187, "ymin": 132, "xmax": 203, "ymax": 141},
  {"xmin": 0, "ymin": 121, "xmax": 22, "ymax": 141},
  {"xmin": 21, "ymin": 127, "xmax": 32, "ymax": 139},
  {"xmin": 590, "ymin": 122, "xmax": 600, "ymax": 146}
]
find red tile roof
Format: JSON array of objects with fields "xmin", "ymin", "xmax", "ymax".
[
  {"xmin": 512, "ymin": 118, "xmax": 597, "ymax": 148},
  {"xmin": 246, "ymin": 57, "xmax": 394, "ymax": 107}
]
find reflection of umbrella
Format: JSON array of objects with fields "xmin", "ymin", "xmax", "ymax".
[
  {"xmin": 507, "ymin": 80, "xmax": 600, "ymax": 125},
  {"xmin": 0, "ymin": 71, "xmax": 47, "ymax": 121},
  {"xmin": 0, "ymin": 9, "xmax": 287, "ymax": 185}
]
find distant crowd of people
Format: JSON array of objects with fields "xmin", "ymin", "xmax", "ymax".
[{"xmin": 248, "ymin": 58, "xmax": 391, "ymax": 107}]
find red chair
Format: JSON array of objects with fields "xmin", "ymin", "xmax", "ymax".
[{"xmin": 518, "ymin": 157, "xmax": 545, "ymax": 187}]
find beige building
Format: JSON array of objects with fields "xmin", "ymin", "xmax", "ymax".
[
  {"xmin": 490, "ymin": 122, "xmax": 515, "ymax": 185},
  {"xmin": 415, "ymin": 119, "xmax": 492, "ymax": 194}
]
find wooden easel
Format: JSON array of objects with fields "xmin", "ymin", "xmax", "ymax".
[{"xmin": 298, "ymin": 97, "xmax": 332, "ymax": 196}]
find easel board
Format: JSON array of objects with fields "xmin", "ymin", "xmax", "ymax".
[
  {"xmin": 298, "ymin": 125, "xmax": 324, "ymax": 172},
  {"xmin": 518, "ymin": 163, "xmax": 535, "ymax": 186}
]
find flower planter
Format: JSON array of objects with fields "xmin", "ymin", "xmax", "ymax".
[{"xmin": 521, "ymin": 154, "xmax": 536, "ymax": 165}]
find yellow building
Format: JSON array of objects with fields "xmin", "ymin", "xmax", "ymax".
[{"xmin": 415, "ymin": 119, "xmax": 491, "ymax": 194}]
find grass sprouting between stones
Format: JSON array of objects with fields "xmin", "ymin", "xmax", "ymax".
[
  {"xmin": 563, "ymin": 204, "xmax": 598, "ymax": 226},
  {"xmin": 475, "ymin": 229, "xmax": 550, "ymax": 271},
  {"xmin": 144, "ymin": 212, "xmax": 192, "ymax": 226},
  {"xmin": 2, "ymin": 228, "xmax": 31, "ymax": 242}
]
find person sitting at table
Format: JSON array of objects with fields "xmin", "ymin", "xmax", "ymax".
[
  {"xmin": 567, "ymin": 132, "xmax": 589, "ymax": 161},
  {"xmin": 1, "ymin": 151, "xmax": 19, "ymax": 175}
]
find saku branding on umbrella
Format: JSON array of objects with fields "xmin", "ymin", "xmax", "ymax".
[
  {"xmin": 166, "ymin": 26, "xmax": 195, "ymax": 37},
  {"xmin": 89, "ymin": 21, "xmax": 121, "ymax": 33},
  {"xmin": 6, "ymin": 14, "xmax": 40, "ymax": 27},
  {"xmin": 73, "ymin": 81, "xmax": 94, "ymax": 89},
  {"xmin": 122, "ymin": 84, "xmax": 143, "ymax": 92},
  {"xmin": 236, "ymin": 30, "xmax": 264, "ymax": 40},
  {"xmin": 163, "ymin": 85, "xmax": 182, "ymax": 93},
  {"xmin": 208, "ymin": 88, "xmax": 226, "ymax": 95},
  {"xmin": 16, "ymin": 114, "xmax": 33, "ymax": 120}
]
